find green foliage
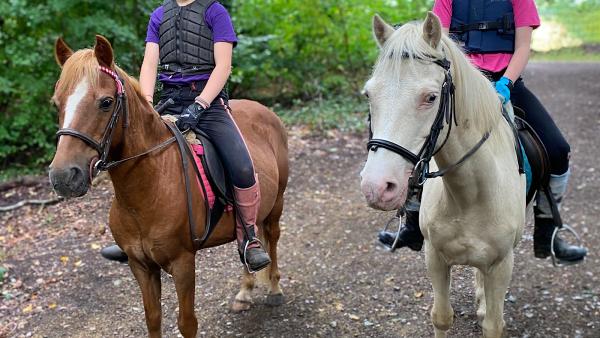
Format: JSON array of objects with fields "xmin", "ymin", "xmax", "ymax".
[
  {"xmin": 0, "ymin": 0, "xmax": 433, "ymax": 172},
  {"xmin": 230, "ymin": 0, "xmax": 432, "ymax": 104},
  {"xmin": 538, "ymin": 0, "xmax": 600, "ymax": 44},
  {"xmin": 0, "ymin": 0, "xmax": 156, "ymax": 171}
]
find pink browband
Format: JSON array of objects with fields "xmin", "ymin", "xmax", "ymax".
[{"xmin": 98, "ymin": 65, "xmax": 125, "ymax": 95}]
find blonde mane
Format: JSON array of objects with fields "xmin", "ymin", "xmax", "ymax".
[{"xmin": 372, "ymin": 21, "xmax": 512, "ymax": 149}]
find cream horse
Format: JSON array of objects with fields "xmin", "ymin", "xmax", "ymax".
[{"xmin": 360, "ymin": 13, "xmax": 525, "ymax": 338}]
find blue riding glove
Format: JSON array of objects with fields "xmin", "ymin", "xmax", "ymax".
[
  {"xmin": 176, "ymin": 102, "xmax": 206, "ymax": 131},
  {"xmin": 494, "ymin": 76, "xmax": 514, "ymax": 104}
]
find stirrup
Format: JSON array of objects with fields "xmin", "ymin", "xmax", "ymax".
[
  {"xmin": 550, "ymin": 224, "xmax": 584, "ymax": 267},
  {"xmin": 379, "ymin": 210, "xmax": 404, "ymax": 253},
  {"xmin": 242, "ymin": 237, "xmax": 265, "ymax": 274}
]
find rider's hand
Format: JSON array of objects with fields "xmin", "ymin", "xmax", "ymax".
[
  {"xmin": 175, "ymin": 102, "xmax": 206, "ymax": 131},
  {"xmin": 494, "ymin": 76, "xmax": 514, "ymax": 104}
]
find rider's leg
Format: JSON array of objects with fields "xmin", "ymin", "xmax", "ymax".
[
  {"xmin": 511, "ymin": 79, "xmax": 587, "ymax": 262},
  {"xmin": 196, "ymin": 96, "xmax": 270, "ymax": 272},
  {"xmin": 377, "ymin": 194, "xmax": 424, "ymax": 251}
]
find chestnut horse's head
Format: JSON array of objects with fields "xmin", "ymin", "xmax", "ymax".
[{"xmin": 49, "ymin": 35, "xmax": 126, "ymax": 197}]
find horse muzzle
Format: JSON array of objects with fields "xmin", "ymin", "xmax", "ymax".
[
  {"xmin": 49, "ymin": 164, "xmax": 91, "ymax": 198},
  {"xmin": 360, "ymin": 176, "xmax": 408, "ymax": 211}
]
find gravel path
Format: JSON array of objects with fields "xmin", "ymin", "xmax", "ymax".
[{"xmin": 1, "ymin": 62, "xmax": 599, "ymax": 338}]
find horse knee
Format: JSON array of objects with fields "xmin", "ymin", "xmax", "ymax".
[{"xmin": 431, "ymin": 307, "xmax": 454, "ymax": 331}]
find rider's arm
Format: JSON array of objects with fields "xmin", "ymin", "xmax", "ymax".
[
  {"xmin": 503, "ymin": 27, "xmax": 533, "ymax": 82},
  {"xmin": 194, "ymin": 42, "xmax": 233, "ymax": 108},
  {"xmin": 139, "ymin": 42, "xmax": 159, "ymax": 104}
]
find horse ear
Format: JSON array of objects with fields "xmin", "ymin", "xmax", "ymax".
[
  {"xmin": 55, "ymin": 37, "xmax": 73, "ymax": 67},
  {"xmin": 94, "ymin": 35, "xmax": 114, "ymax": 68},
  {"xmin": 423, "ymin": 12, "xmax": 442, "ymax": 49},
  {"xmin": 373, "ymin": 14, "xmax": 395, "ymax": 48}
]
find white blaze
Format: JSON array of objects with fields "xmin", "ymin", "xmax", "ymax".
[{"xmin": 63, "ymin": 78, "xmax": 89, "ymax": 129}]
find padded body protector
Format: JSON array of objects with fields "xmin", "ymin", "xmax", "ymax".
[
  {"xmin": 450, "ymin": 0, "xmax": 515, "ymax": 54},
  {"xmin": 159, "ymin": 0, "xmax": 216, "ymax": 75}
]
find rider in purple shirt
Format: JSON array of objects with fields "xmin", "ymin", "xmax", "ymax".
[{"xmin": 101, "ymin": 0, "xmax": 271, "ymax": 273}]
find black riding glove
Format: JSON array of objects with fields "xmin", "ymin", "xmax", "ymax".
[{"xmin": 175, "ymin": 102, "xmax": 206, "ymax": 131}]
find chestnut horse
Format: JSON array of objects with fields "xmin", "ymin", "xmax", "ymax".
[{"xmin": 49, "ymin": 36, "xmax": 288, "ymax": 337}]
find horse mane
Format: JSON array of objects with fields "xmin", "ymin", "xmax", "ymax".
[
  {"xmin": 373, "ymin": 21, "xmax": 512, "ymax": 149},
  {"xmin": 55, "ymin": 48, "xmax": 151, "ymax": 123}
]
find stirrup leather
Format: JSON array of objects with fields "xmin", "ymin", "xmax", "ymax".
[{"xmin": 550, "ymin": 225, "xmax": 584, "ymax": 267}]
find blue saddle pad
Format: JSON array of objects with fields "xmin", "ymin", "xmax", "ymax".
[{"xmin": 520, "ymin": 140, "xmax": 532, "ymax": 194}]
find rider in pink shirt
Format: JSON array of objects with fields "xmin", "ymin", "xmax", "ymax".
[{"xmin": 379, "ymin": 0, "xmax": 588, "ymax": 264}]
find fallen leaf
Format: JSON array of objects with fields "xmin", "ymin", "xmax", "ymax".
[
  {"xmin": 91, "ymin": 243, "xmax": 101, "ymax": 250},
  {"xmin": 74, "ymin": 260, "xmax": 83, "ymax": 267},
  {"xmin": 335, "ymin": 302, "xmax": 344, "ymax": 312},
  {"xmin": 60, "ymin": 256, "xmax": 69, "ymax": 264},
  {"xmin": 414, "ymin": 291, "xmax": 424, "ymax": 298},
  {"xmin": 48, "ymin": 303, "xmax": 57, "ymax": 309},
  {"xmin": 349, "ymin": 314, "xmax": 360, "ymax": 321}
]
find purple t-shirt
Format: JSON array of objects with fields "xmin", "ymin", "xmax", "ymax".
[{"xmin": 146, "ymin": 1, "xmax": 237, "ymax": 84}]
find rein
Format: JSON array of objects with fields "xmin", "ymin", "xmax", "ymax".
[
  {"xmin": 56, "ymin": 66, "xmax": 176, "ymax": 176},
  {"xmin": 366, "ymin": 52, "xmax": 489, "ymax": 185}
]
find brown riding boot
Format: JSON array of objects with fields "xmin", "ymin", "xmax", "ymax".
[{"xmin": 234, "ymin": 180, "xmax": 271, "ymax": 272}]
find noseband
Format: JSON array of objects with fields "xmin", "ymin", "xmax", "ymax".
[
  {"xmin": 55, "ymin": 66, "xmax": 176, "ymax": 176},
  {"xmin": 366, "ymin": 52, "xmax": 489, "ymax": 185}
]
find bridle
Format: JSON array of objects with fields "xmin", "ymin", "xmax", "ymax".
[
  {"xmin": 55, "ymin": 66, "xmax": 176, "ymax": 177},
  {"xmin": 366, "ymin": 52, "xmax": 490, "ymax": 186}
]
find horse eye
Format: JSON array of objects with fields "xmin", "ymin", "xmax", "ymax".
[
  {"xmin": 99, "ymin": 98, "xmax": 113, "ymax": 111},
  {"xmin": 426, "ymin": 94, "xmax": 437, "ymax": 103}
]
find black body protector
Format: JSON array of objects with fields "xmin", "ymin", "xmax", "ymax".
[{"xmin": 159, "ymin": 0, "xmax": 216, "ymax": 76}]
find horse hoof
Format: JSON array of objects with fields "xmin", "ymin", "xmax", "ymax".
[
  {"xmin": 231, "ymin": 300, "xmax": 252, "ymax": 313},
  {"xmin": 266, "ymin": 293, "xmax": 284, "ymax": 307}
]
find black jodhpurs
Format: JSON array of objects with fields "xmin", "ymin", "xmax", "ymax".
[
  {"xmin": 160, "ymin": 82, "xmax": 256, "ymax": 188},
  {"xmin": 482, "ymin": 71, "xmax": 570, "ymax": 175}
]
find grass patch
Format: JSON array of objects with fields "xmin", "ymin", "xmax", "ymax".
[
  {"xmin": 273, "ymin": 96, "xmax": 369, "ymax": 133},
  {"xmin": 531, "ymin": 47, "xmax": 600, "ymax": 62}
]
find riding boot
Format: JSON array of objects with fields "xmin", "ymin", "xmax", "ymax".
[
  {"xmin": 234, "ymin": 179, "xmax": 271, "ymax": 272},
  {"xmin": 100, "ymin": 244, "xmax": 128, "ymax": 263},
  {"xmin": 533, "ymin": 169, "xmax": 587, "ymax": 263},
  {"xmin": 378, "ymin": 196, "xmax": 424, "ymax": 251}
]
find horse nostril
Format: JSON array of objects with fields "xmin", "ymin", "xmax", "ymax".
[
  {"xmin": 385, "ymin": 181, "xmax": 397, "ymax": 193},
  {"xmin": 69, "ymin": 166, "xmax": 83, "ymax": 184}
]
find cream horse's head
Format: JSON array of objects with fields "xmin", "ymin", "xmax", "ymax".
[{"xmin": 360, "ymin": 13, "xmax": 448, "ymax": 211}]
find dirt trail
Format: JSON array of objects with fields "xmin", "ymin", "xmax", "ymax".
[{"xmin": 1, "ymin": 62, "xmax": 599, "ymax": 337}]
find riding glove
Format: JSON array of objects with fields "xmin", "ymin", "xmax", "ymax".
[
  {"xmin": 495, "ymin": 76, "xmax": 514, "ymax": 104},
  {"xmin": 176, "ymin": 102, "xmax": 206, "ymax": 131}
]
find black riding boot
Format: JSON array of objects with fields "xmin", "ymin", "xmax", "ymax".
[
  {"xmin": 533, "ymin": 170, "xmax": 587, "ymax": 264},
  {"xmin": 533, "ymin": 215, "xmax": 587, "ymax": 262},
  {"xmin": 378, "ymin": 207, "xmax": 424, "ymax": 251},
  {"xmin": 100, "ymin": 244, "xmax": 128, "ymax": 263}
]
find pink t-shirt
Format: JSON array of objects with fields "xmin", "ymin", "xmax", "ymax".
[{"xmin": 432, "ymin": 0, "xmax": 540, "ymax": 72}]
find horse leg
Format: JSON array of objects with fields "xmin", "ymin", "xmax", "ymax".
[
  {"xmin": 425, "ymin": 244, "xmax": 454, "ymax": 338},
  {"xmin": 262, "ymin": 197, "xmax": 284, "ymax": 306},
  {"xmin": 231, "ymin": 268, "xmax": 256, "ymax": 312},
  {"xmin": 171, "ymin": 253, "xmax": 198, "ymax": 338},
  {"xmin": 129, "ymin": 261, "xmax": 162, "ymax": 338},
  {"xmin": 481, "ymin": 251, "xmax": 513, "ymax": 338},
  {"xmin": 474, "ymin": 268, "xmax": 486, "ymax": 326}
]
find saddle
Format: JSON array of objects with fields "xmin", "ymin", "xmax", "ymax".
[
  {"xmin": 157, "ymin": 100, "xmax": 235, "ymax": 249},
  {"xmin": 513, "ymin": 106, "xmax": 550, "ymax": 205}
]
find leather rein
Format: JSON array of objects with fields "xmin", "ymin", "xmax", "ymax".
[{"xmin": 366, "ymin": 52, "xmax": 490, "ymax": 186}]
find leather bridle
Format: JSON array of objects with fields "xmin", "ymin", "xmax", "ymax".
[
  {"xmin": 55, "ymin": 66, "xmax": 176, "ymax": 177},
  {"xmin": 366, "ymin": 52, "xmax": 490, "ymax": 185}
]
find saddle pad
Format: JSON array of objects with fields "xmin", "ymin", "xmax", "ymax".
[
  {"xmin": 190, "ymin": 144, "xmax": 233, "ymax": 212},
  {"xmin": 520, "ymin": 141, "xmax": 532, "ymax": 194}
]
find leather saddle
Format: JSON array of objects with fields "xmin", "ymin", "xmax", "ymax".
[
  {"xmin": 513, "ymin": 106, "xmax": 550, "ymax": 204},
  {"xmin": 193, "ymin": 131, "xmax": 235, "ymax": 204}
]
